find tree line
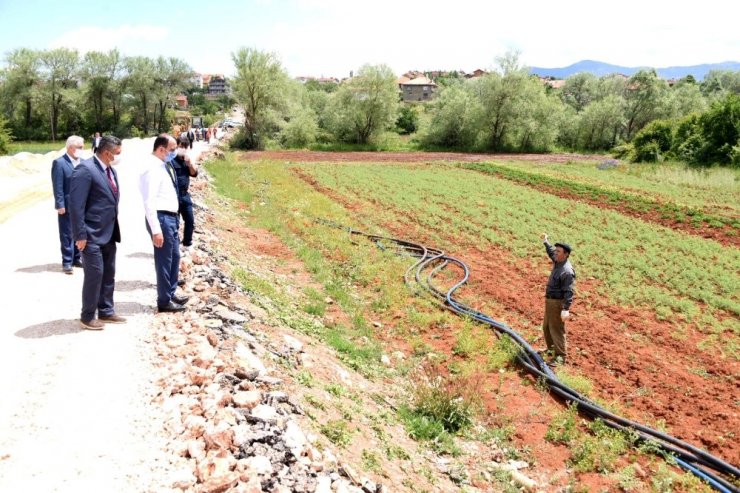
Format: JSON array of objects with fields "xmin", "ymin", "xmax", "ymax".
[
  {"xmin": 1, "ymin": 46, "xmax": 738, "ymax": 166},
  {"xmin": 0, "ymin": 47, "xmax": 219, "ymax": 147},
  {"xmin": 229, "ymin": 49, "xmax": 740, "ymax": 166}
]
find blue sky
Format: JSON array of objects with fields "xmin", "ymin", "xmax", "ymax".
[{"xmin": 1, "ymin": 0, "xmax": 738, "ymax": 78}]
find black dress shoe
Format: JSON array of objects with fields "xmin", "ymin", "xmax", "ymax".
[
  {"xmin": 158, "ymin": 301, "xmax": 186, "ymax": 313},
  {"xmin": 172, "ymin": 295, "xmax": 190, "ymax": 305},
  {"xmin": 73, "ymin": 260, "xmax": 83, "ymax": 268}
]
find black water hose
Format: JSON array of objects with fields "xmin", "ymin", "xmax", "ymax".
[{"xmin": 320, "ymin": 221, "xmax": 739, "ymax": 492}]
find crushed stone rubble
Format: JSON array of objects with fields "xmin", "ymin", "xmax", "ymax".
[{"xmin": 150, "ymin": 209, "xmax": 387, "ymax": 493}]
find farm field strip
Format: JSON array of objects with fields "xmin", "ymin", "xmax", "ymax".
[
  {"xmin": 300, "ymin": 163, "xmax": 740, "ymax": 335},
  {"xmin": 461, "ymin": 162, "xmax": 739, "ymax": 248},
  {"xmin": 466, "ymin": 159, "xmax": 740, "ymax": 220}
]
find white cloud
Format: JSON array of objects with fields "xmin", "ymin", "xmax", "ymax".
[{"xmin": 48, "ymin": 24, "xmax": 170, "ymax": 54}]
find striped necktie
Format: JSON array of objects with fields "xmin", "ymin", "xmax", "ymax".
[{"xmin": 106, "ymin": 166, "xmax": 118, "ymax": 196}]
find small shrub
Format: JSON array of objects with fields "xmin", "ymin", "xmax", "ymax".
[
  {"xmin": 320, "ymin": 419, "xmax": 353, "ymax": 448},
  {"xmin": 545, "ymin": 402, "xmax": 580, "ymax": 444},
  {"xmin": 361, "ymin": 449, "xmax": 382, "ymax": 473},
  {"xmin": 410, "ymin": 364, "xmax": 480, "ymax": 433},
  {"xmin": 395, "ymin": 105, "xmax": 419, "ymax": 135},
  {"xmin": 296, "ymin": 369, "xmax": 314, "ymax": 387}
]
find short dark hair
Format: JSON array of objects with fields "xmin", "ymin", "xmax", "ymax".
[
  {"xmin": 153, "ymin": 134, "xmax": 171, "ymax": 152},
  {"xmin": 96, "ymin": 135, "xmax": 122, "ymax": 155}
]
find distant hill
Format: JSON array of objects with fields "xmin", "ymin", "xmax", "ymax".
[{"xmin": 529, "ymin": 60, "xmax": 740, "ymax": 80}]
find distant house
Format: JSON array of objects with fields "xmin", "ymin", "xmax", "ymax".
[
  {"xmin": 544, "ymin": 79, "xmax": 566, "ymax": 89},
  {"xmin": 399, "ymin": 76, "xmax": 437, "ymax": 102},
  {"xmin": 187, "ymin": 73, "xmax": 203, "ymax": 89},
  {"xmin": 207, "ymin": 75, "xmax": 229, "ymax": 97},
  {"xmin": 465, "ymin": 69, "xmax": 487, "ymax": 79},
  {"xmin": 174, "ymin": 94, "xmax": 188, "ymax": 109}
]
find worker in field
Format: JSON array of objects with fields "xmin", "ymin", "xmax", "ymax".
[{"xmin": 540, "ymin": 233, "xmax": 576, "ymax": 364}]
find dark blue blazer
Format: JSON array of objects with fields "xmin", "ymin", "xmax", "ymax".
[
  {"xmin": 69, "ymin": 157, "xmax": 121, "ymax": 245},
  {"xmin": 51, "ymin": 154, "xmax": 74, "ymax": 210}
]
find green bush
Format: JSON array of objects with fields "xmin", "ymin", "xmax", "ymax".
[
  {"xmin": 409, "ymin": 365, "xmax": 479, "ymax": 434},
  {"xmin": 229, "ymin": 127, "xmax": 263, "ymax": 150},
  {"xmin": 631, "ymin": 120, "xmax": 674, "ymax": 162},
  {"xmin": 281, "ymin": 111, "xmax": 318, "ymax": 148},
  {"xmin": 0, "ymin": 117, "xmax": 15, "ymax": 155},
  {"xmin": 395, "ymin": 105, "xmax": 419, "ymax": 134},
  {"xmin": 697, "ymin": 93, "xmax": 740, "ymax": 165}
]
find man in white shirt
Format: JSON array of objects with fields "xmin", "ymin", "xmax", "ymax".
[
  {"xmin": 140, "ymin": 134, "xmax": 188, "ymax": 313},
  {"xmin": 51, "ymin": 135, "xmax": 85, "ymax": 274}
]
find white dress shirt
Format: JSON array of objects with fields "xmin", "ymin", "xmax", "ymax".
[
  {"xmin": 66, "ymin": 153, "xmax": 80, "ymax": 167},
  {"xmin": 139, "ymin": 154, "xmax": 178, "ymax": 235}
]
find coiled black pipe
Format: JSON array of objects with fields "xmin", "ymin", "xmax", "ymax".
[{"xmin": 317, "ymin": 220, "xmax": 739, "ymax": 492}]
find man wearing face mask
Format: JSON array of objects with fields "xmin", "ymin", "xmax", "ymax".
[
  {"xmin": 52, "ymin": 135, "xmax": 85, "ymax": 274},
  {"xmin": 171, "ymin": 135, "xmax": 198, "ymax": 249},
  {"xmin": 69, "ymin": 135, "xmax": 125, "ymax": 330},
  {"xmin": 140, "ymin": 134, "xmax": 188, "ymax": 313}
]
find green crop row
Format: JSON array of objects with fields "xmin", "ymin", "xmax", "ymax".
[
  {"xmin": 461, "ymin": 162, "xmax": 739, "ymax": 230},
  {"xmin": 463, "ymin": 160, "xmax": 739, "ymax": 220}
]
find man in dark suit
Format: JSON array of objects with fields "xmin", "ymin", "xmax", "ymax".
[
  {"xmin": 91, "ymin": 132, "xmax": 101, "ymax": 153},
  {"xmin": 51, "ymin": 135, "xmax": 85, "ymax": 274},
  {"xmin": 69, "ymin": 135, "xmax": 126, "ymax": 330}
]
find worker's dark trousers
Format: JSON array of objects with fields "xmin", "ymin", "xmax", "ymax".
[{"xmin": 543, "ymin": 298, "xmax": 567, "ymax": 358}]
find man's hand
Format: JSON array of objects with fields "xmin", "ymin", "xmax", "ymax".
[
  {"xmin": 560, "ymin": 310, "xmax": 570, "ymax": 321},
  {"xmin": 541, "ymin": 233, "xmax": 548, "ymax": 242},
  {"xmin": 76, "ymin": 239, "xmax": 87, "ymax": 251},
  {"xmin": 152, "ymin": 233, "xmax": 164, "ymax": 248},
  {"xmin": 57, "ymin": 207, "xmax": 66, "ymax": 215}
]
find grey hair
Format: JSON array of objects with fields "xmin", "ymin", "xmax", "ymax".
[
  {"xmin": 65, "ymin": 135, "xmax": 83, "ymax": 148},
  {"xmin": 96, "ymin": 135, "xmax": 122, "ymax": 155}
]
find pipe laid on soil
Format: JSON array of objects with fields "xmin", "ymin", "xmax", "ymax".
[{"xmin": 318, "ymin": 219, "xmax": 739, "ymax": 493}]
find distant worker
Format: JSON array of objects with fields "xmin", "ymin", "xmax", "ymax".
[
  {"xmin": 51, "ymin": 135, "xmax": 85, "ymax": 274},
  {"xmin": 171, "ymin": 135, "xmax": 198, "ymax": 248},
  {"xmin": 540, "ymin": 233, "xmax": 576, "ymax": 364}
]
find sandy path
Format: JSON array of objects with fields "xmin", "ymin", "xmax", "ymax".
[{"xmin": 0, "ymin": 139, "xmax": 211, "ymax": 491}]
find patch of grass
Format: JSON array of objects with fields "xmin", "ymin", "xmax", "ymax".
[
  {"xmin": 384, "ymin": 443, "xmax": 411, "ymax": 461},
  {"xmin": 4, "ymin": 140, "xmax": 63, "ymax": 156},
  {"xmin": 545, "ymin": 402, "xmax": 580, "ymax": 444},
  {"xmin": 232, "ymin": 267, "xmax": 280, "ymax": 300},
  {"xmin": 302, "ymin": 287, "xmax": 327, "ymax": 316},
  {"xmin": 304, "ymin": 394, "xmax": 326, "ymax": 410},
  {"xmin": 361, "ymin": 449, "xmax": 383, "ymax": 474},
  {"xmin": 617, "ymin": 464, "xmax": 642, "ymax": 491},
  {"xmin": 554, "ymin": 368, "xmax": 594, "ymax": 397},
  {"xmin": 325, "ymin": 326, "xmax": 383, "ymax": 377},
  {"xmin": 324, "ymin": 383, "xmax": 346, "ymax": 398},
  {"xmin": 569, "ymin": 419, "xmax": 630, "ymax": 473},
  {"xmin": 295, "ymin": 369, "xmax": 315, "ymax": 387},
  {"xmin": 320, "ymin": 419, "xmax": 353, "ymax": 448},
  {"xmin": 452, "ymin": 318, "xmax": 486, "ymax": 357},
  {"xmin": 399, "ymin": 406, "xmax": 460, "ymax": 456},
  {"xmin": 486, "ymin": 334, "xmax": 521, "ymax": 370}
]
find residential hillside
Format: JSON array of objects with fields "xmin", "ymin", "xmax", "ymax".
[{"xmin": 529, "ymin": 59, "xmax": 740, "ymax": 80}]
